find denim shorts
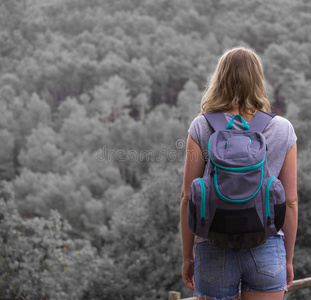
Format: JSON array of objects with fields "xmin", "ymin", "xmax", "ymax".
[{"xmin": 194, "ymin": 235, "xmax": 286, "ymax": 300}]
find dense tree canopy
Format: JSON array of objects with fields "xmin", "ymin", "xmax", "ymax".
[{"xmin": 0, "ymin": 0, "xmax": 310, "ymax": 299}]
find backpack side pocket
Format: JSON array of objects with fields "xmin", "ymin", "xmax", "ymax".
[
  {"xmin": 274, "ymin": 202, "xmax": 286, "ymax": 231},
  {"xmin": 187, "ymin": 178, "xmax": 209, "ymax": 237},
  {"xmin": 187, "ymin": 196, "xmax": 196, "ymax": 234},
  {"xmin": 267, "ymin": 178, "xmax": 286, "ymax": 231}
]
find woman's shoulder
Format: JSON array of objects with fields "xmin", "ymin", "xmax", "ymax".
[
  {"xmin": 188, "ymin": 114, "xmax": 214, "ymax": 135},
  {"xmin": 264, "ymin": 114, "xmax": 297, "ymax": 148},
  {"xmin": 189, "ymin": 114, "xmax": 206, "ymax": 128},
  {"xmin": 267, "ymin": 115, "xmax": 296, "ymax": 133},
  {"xmin": 188, "ymin": 114, "xmax": 214, "ymax": 149}
]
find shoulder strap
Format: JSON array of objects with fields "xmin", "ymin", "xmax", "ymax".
[
  {"xmin": 203, "ymin": 110, "xmax": 276, "ymax": 132},
  {"xmin": 248, "ymin": 110, "xmax": 276, "ymax": 132},
  {"xmin": 202, "ymin": 112, "xmax": 228, "ymax": 131}
]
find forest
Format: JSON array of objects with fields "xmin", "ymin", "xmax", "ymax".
[{"xmin": 0, "ymin": 0, "xmax": 310, "ymax": 299}]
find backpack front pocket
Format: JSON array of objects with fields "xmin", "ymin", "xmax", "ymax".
[{"xmin": 214, "ymin": 166, "xmax": 263, "ymax": 202}]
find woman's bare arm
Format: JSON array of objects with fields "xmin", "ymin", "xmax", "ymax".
[
  {"xmin": 278, "ymin": 143, "xmax": 298, "ymax": 289},
  {"xmin": 180, "ymin": 134, "xmax": 205, "ymax": 290}
]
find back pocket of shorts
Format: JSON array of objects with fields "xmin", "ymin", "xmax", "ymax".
[
  {"xmin": 250, "ymin": 237, "xmax": 283, "ymax": 277},
  {"xmin": 197, "ymin": 243, "xmax": 225, "ymax": 283}
]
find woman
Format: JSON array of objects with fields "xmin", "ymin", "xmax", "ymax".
[{"xmin": 180, "ymin": 47, "xmax": 298, "ymax": 300}]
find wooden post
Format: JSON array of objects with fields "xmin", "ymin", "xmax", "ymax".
[{"xmin": 168, "ymin": 291, "xmax": 181, "ymax": 300}]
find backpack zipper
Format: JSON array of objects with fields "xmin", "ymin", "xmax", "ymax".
[
  {"xmin": 198, "ymin": 178, "xmax": 206, "ymax": 224},
  {"xmin": 266, "ymin": 176, "xmax": 276, "ymax": 223},
  {"xmin": 214, "ymin": 165, "xmax": 264, "ymax": 203}
]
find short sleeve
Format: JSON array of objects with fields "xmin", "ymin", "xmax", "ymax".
[
  {"xmin": 188, "ymin": 116, "xmax": 202, "ymax": 146},
  {"xmin": 263, "ymin": 115, "xmax": 297, "ymax": 177},
  {"xmin": 284, "ymin": 119, "xmax": 297, "ymax": 153},
  {"xmin": 264, "ymin": 116, "xmax": 297, "ymax": 154},
  {"xmin": 188, "ymin": 115, "xmax": 214, "ymax": 160}
]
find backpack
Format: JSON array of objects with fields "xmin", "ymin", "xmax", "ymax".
[{"xmin": 187, "ymin": 111, "xmax": 286, "ymax": 251}]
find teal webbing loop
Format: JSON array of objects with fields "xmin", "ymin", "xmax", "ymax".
[
  {"xmin": 226, "ymin": 115, "xmax": 250, "ymax": 131},
  {"xmin": 214, "ymin": 165, "xmax": 264, "ymax": 203},
  {"xmin": 266, "ymin": 177, "xmax": 276, "ymax": 221},
  {"xmin": 198, "ymin": 178, "xmax": 206, "ymax": 221}
]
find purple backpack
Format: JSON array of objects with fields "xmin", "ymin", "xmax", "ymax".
[{"xmin": 187, "ymin": 111, "xmax": 286, "ymax": 251}]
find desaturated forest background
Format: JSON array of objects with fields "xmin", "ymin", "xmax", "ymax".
[{"xmin": 0, "ymin": 0, "xmax": 310, "ymax": 299}]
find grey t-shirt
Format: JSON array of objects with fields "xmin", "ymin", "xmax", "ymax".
[{"xmin": 188, "ymin": 112, "xmax": 297, "ymax": 243}]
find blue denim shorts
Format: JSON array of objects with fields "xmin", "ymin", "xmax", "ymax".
[{"xmin": 194, "ymin": 235, "xmax": 286, "ymax": 300}]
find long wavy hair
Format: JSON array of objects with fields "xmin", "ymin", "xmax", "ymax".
[{"xmin": 200, "ymin": 47, "xmax": 271, "ymax": 115}]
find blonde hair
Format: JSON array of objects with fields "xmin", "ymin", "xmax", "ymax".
[{"xmin": 201, "ymin": 47, "xmax": 271, "ymax": 115}]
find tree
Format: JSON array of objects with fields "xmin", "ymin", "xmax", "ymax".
[
  {"xmin": 59, "ymin": 103, "xmax": 107, "ymax": 154},
  {"xmin": 90, "ymin": 75, "xmax": 131, "ymax": 120},
  {"xmin": 0, "ymin": 130, "xmax": 15, "ymax": 180},
  {"xmin": 0, "ymin": 182, "xmax": 98, "ymax": 300},
  {"xmin": 19, "ymin": 93, "xmax": 52, "ymax": 136},
  {"xmin": 175, "ymin": 80, "xmax": 202, "ymax": 126},
  {"xmin": 18, "ymin": 125, "xmax": 61, "ymax": 173}
]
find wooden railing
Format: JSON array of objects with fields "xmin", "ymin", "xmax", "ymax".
[{"xmin": 168, "ymin": 277, "xmax": 311, "ymax": 300}]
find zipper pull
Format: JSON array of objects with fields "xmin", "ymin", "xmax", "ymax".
[{"xmin": 267, "ymin": 216, "xmax": 271, "ymax": 226}]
